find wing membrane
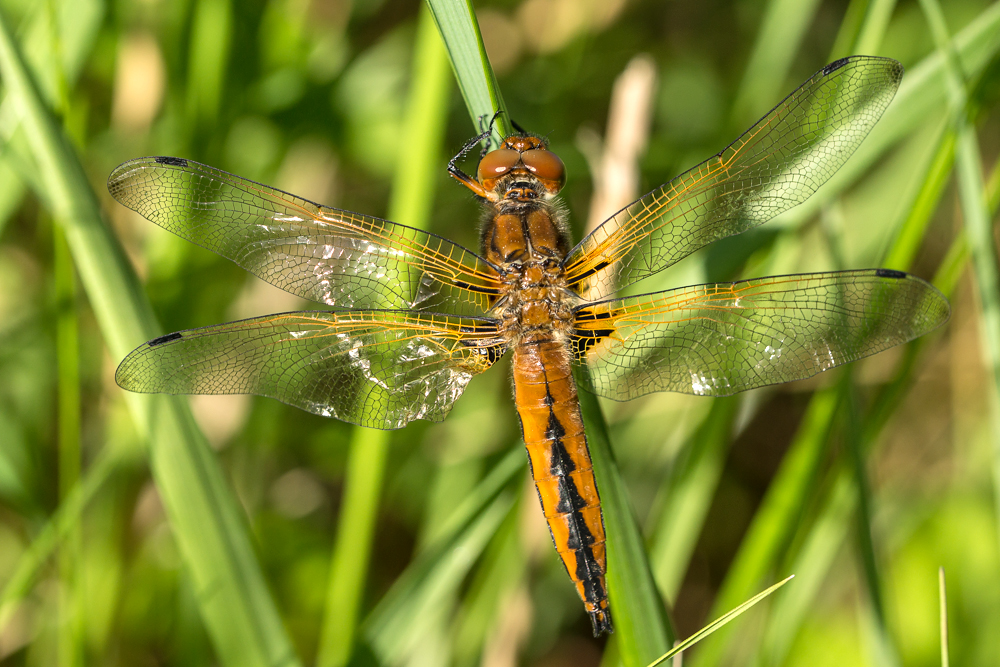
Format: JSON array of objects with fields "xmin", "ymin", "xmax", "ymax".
[
  {"xmin": 573, "ymin": 270, "xmax": 949, "ymax": 400},
  {"xmin": 108, "ymin": 157, "xmax": 501, "ymax": 315},
  {"xmin": 563, "ymin": 56, "xmax": 903, "ymax": 299},
  {"xmin": 116, "ymin": 311, "xmax": 506, "ymax": 429}
]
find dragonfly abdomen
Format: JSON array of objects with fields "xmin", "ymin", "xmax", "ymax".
[{"xmin": 512, "ymin": 339, "xmax": 612, "ymax": 636}]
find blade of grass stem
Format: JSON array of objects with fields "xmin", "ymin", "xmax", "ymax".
[
  {"xmin": 843, "ymin": 378, "xmax": 901, "ymax": 667},
  {"xmin": 920, "ymin": 0, "xmax": 1000, "ymax": 557},
  {"xmin": 828, "ymin": 0, "xmax": 897, "ymax": 60},
  {"xmin": 882, "ymin": 119, "xmax": 956, "ymax": 271},
  {"xmin": 647, "ymin": 576, "xmax": 795, "ymax": 667},
  {"xmin": 0, "ymin": 440, "xmax": 138, "ymax": 631},
  {"xmin": 828, "ymin": 0, "xmax": 871, "ymax": 61},
  {"xmin": 730, "ymin": 0, "xmax": 822, "ymax": 127},
  {"xmin": 854, "ymin": 0, "xmax": 898, "ymax": 55},
  {"xmin": 0, "ymin": 11, "xmax": 303, "ymax": 667},
  {"xmin": 186, "ymin": 0, "xmax": 231, "ymax": 124},
  {"xmin": 364, "ymin": 450, "xmax": 523, "ymax": 663},
  {"xmin": 54, "ymin": 222, "xmax": 83, "ymax": 667},
  {"xmin": 939, "ymin": 567, "xmax": 949, "ymax": 667},
  {"xmin": 452, "ymin": 499, "xmax": 526, "ymax": 667},
  {"xmin": 425, "ymin": 0, "xmax": 510, "ymax": 137},
  {"xmin": 579, "ymin": 383, "xmax": 674, "ymax": 667},
  {"xmin": 45, "ymin": 5, "xmax": 84, "ymax": 661},
  {"xmin": 690, "ymin": 386, "xmax": 839, "ymax": 667},
  {"xmin": 762, "ymin": 469, "xmax": 853, "ymax": 664},
  {"xmin": 649, "ymin": 397, "xmax": 739, "ymax": 602},
  {"xmin": 315, "ymin": 7, "xmax": 451, "ymax": 666}
]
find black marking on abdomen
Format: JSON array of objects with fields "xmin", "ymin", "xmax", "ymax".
[
  {"xmin": 564, "ymin": 508, "xmax": 596, "ymax": 550},
  {"xmin": 555, "ymin": 476, "xmax": 590, "ymax": 513},
  {"xmin": 539, "ymin": 383, "xmax": 595, "ymax": 543},
  {"xmin": 577, "ymin": 549, "xmax": 607, "ymax": 602},
  {"xmin": 524, "ymin": 356, "xmax": 607, "ymax": 621}
]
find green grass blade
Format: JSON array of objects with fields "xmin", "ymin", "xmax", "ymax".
[
  {"xmin": 730, "ymin": 0, "xmax": 822, "ymax": 127},
  {"xmin": 186, "ymin": 0, "xmax": 231, "ymax": 124},
  {"xmin": 646, "ymin": 576, "xmax": 795, "ymax": 667},
  {"xmin": 579, "ymin": 384, "xmax": 674, "ymax": 666},
  {"xmin": 920, "ymin": 0, "xmax": 1000, "ymax": 557},
  {"xmin": 364, "ymin": 448, "xmax": 523, "ymax": 663},
  {"xmin": 425, "ymin": 0, "xmax": 510, "ymax": 136},
  {"xmin": 854, "ymin": 0, "xmax": 898, "ymax": 55},
  {"xmin": 690, "ymin": 386, "xmax": 839, "ymax": 667},
  {"xmin": 0, "ymin": 11, "xmax": 302, "ymax": 667},
  {"xmin": 939, "ymin": 567, "xmax": 949, "ymax": 667},
  {"xmin": 315, "ymin": 8, "xmax": 451, "ymax": 666},
  {"xmin": 844, "ymin": 381, "xmax": 901, "ymax": 667},
  {"xmin": 827, "ymin": 0, "xmax": 869, "ymax": 61},
  {"xmin": 882, "ymin": 120, "xmax": 956, "ymax": 270},
  {"xmin": 649, "ymin": 397, "xmax": 739, "ymax": 601},
  {"xmin": 54, "ymin": 222, "xmax": 84, "ymax": 667},
  {"xmin": 761, "ymin": 471, "xmax": 853, "ymax": 664},
  {"xmin": 316, "ymin": 429, "xmax": 391, "ymax": 667},
  {"xmin": 0, "ymin": 442, "xmax": 134, "ymax": 632}
]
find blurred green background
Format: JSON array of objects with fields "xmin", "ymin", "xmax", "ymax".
[{"xmin": 0, "ymin": 0, "xmax": 999, "ymax": 665}]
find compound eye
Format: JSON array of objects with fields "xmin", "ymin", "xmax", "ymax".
[
  {"xmin": 477, "ymin": 149, "xmax": 520, "ymax": 183},
  {"xmin": 522, "ymin": 149, "xmax": 566, "ymax": 193}
]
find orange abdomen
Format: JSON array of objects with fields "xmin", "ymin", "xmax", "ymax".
[{"xmin": 513, "ymin": 339, "xmax": 612, "ymax": 635}]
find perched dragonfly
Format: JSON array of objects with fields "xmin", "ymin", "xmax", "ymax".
[{"xmin": 110, "ymin": 56, "xmax": 949, "ymax": 636}]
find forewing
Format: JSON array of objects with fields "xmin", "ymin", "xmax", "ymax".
[
  {"xmin": 116, "ymin": 311, "xmax": 506, "ymax": 430},
  {"xmin": 563, "ymin": 56, "xmax": 903, "ymax": 299},
  {"xmin": 572, "ymin": 270, "xmax": 949, "ymax": 401},
  {"xmin": 108, "ymin": 157, "xmax": 501, "ymax": 315}
]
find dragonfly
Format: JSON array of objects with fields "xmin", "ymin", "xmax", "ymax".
[{"xmin": 109, "ymin": 56, "xmax": 949, "ymax": 637}]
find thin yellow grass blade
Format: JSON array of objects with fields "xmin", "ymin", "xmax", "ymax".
[{"xmin": 646, "ymin": 575, "xmax": 795, "ymax": 667}]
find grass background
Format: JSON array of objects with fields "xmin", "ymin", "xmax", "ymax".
[{"xmin": 0, "ymin": 0, "xmax": 999, "ymax": 666}]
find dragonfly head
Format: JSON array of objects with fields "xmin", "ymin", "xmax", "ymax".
[{"xmin": 477, "ymin": 135, "xmax": 566, "ymax": 199}]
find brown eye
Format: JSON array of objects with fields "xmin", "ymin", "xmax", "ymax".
[
  {"xmin": 522, "ymin": 149, "xmax": 566, "ymax": 193},
  {"xmin": 477, "ymin": 149, "xmax": 520, "ymax": 183}
]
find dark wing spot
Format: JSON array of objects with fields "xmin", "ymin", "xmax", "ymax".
[
  {"xmin": 454, "ymin": 280, "xmax": 500, "ymax": 295},
  {"xmin": 876, "ymin": 268, "xmax": 907, "ymax": 279},
  {"xmin": 573, "ymin": 308, "xmax": 614, "ymax": 322},
  {"xmin": 148, "ymin": 332, "xmax": 183, "ymax": 346},
  {"xmin": 154, "ymin": 156, "xmax": 189, "ymax": 166},
  {"xmin": 823, "ymin": 58, "xmax": 850, "ymax": 75},
  {"xmin": 478, "ymin": 345, "xmax": 505, "ymax": 364},
  {"xmin": 572, "ymin": 328, "xmax": 613, "ymax": 359},
  {"xmin": 567, "ymin": 260, "xmax": 611, "ymax": 288}
]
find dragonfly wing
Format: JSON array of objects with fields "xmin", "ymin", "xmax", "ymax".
[
  {"xmin": 572, "ymin": 270, "xmax": 949, "ymax": 401},
  {"xmin": 116, "ymin": 311, "xmax": 506, "ymax": 429},
  {"xmin": 109, "ymin": 157, "xmax": 501, "ymax": 315},
  {"xmin": 563, "ymin": 56, "xmax": 903, "ymax": 299}
]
